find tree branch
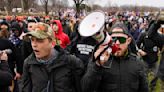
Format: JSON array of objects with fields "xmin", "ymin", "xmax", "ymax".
[
  {"xmin": 79, "ymin": 0, "xmax": 84, "ymax": 4},
  {"xmin": 73, "ymin": 0, "xmax": 77, "ymax": 4}
]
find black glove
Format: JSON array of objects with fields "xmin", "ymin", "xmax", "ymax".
[{"xmin": 157, "ymin": 20, "xmax": 164, "ymax": 25}]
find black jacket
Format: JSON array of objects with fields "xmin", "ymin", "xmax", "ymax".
[
  {"xmin": 147, "ymin": 20, "xmax": 164, "ymax": 45},
  {"xmin": 0, "ymin": 38, "xmax": 17, "ymax": 76},
  {"xmin": 137, "ymin": 32, "xmax": 160, "ymax": 64},
  {"xmin": 81, "ymin": 53, "xmax": 148, "ymax": 92},
  {"xmin": 21, "ymin": 40, "xmax": 33, "ymax": 61},
  {"xmin": 137, "ymin": 21, "xmax": 164, "ymax": 65},
  {"xmin": 66, "ymin": 36, "xmax": 96, "ymax": 68},
  {"xmin": 0, "ymin": 61, "xmax": 13, "ymax": 92},
  {"xmin": 21, "ymin": 46, "xmax": 84, "ymax": 92}
]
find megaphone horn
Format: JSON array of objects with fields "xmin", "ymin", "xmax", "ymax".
[
  {"xmin": 79, "ymin": 11, "xmax": 119, "ymax": 54},
  {"xmin": 78, "ymin": 11, "xmax": 106, "ymax": 37}
]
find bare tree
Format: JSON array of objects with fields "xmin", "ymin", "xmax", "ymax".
[
  {"xmin": 0, "ymin": 0, "xmax": 5, "ymax": 10},
  {"xmin": 85, "ymin": 0, "xmax": 94, "ymax": 7},
  {"xmin": 73, "ymin": 0, "xmax": 85, "ymax": 17},
  {"xmin": 52, "ymin": 0, "xmax": 69, "ymax": 10},
  {"xmin": 3, "ymin": 0, "xmax": 16, "ymax": 14},
  {"xmin": 40, "ymin": 0, "xmax": 49, "ymax": 15},
  {"xmin": 105, "ymin": 0, "xmax": 111, "ymax": 8},
  {"xmin": 12, "ymin": 0, "xmax": 22, "ymax": 8},
  {"xmin": 4, "ymin": 0, "xmax": 12, "ymax": 11},
  {"xmin": 92, "ymin": 4, "xmax": 102, "ymax": 10},
  {"xmin": 60, "ymin": 0, "xmax": 69, "ymax": 8},
  {"xmin": 22, "ymin": 0, "xmax": 35, "ymax": 11}
]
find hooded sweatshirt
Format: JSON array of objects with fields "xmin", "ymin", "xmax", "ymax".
[
  {"xmin": 9, "ymin": 22, "xmax": 22, "ymax": 46},
  {"xmin": 52, "ymin": 20, "xmax": 70, "ymax": 48}
]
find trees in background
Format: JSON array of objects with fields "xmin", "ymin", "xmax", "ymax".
[
  {"xmin": 72, "ymin": 0, "xmax": 84, "ymax": 17},
  {"xmin": 23, "ymin": 0, "xmax": 35, "ymax": 11},
  {"xmin": 0, "ymin": 0, "xmax": 162, "ymax": 16},
  {"xmin": 40, "ymin": 0, "xmax": 49, "ymax": 15}
]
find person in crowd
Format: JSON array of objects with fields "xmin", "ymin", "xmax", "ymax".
[
  {"xmin": 9, "ymin": 22, "xmax": 23, "ymax": 75},
  {"xmin": 0, "ymin": 20, "xmax": 19, "ymax": 92},
  {"xmin": 27, "ymin": 16, "xmax": 37, "ymax": 32},
  {"xmin": 158, "ymin": 45, "xmax": 164, "ymax": 91},
  {"xmin": 61, "ymin": 18, "xmax": 72, "ymax": 38},
  {"xmin": 81, "ymin": 22, "xmax": 148, "ymax": 92},
  {"xmin": 45, "ymin": 16, "xmax": 51, "ymax": 25},
  {"xmin": 66, "ymin": 30, "xmax": 97, "ymax": 69},
  {"xmin": 19, "ymin": 17, "xmax": 36, "ymax": 61},
  {"xmin": 0, "ymin": 20, "xmax": 10, "ymax": 39},
  {"xmin": 130, "ymin": 23, "xmax": 140, "ymax": 40},
  {"xmin": 21, "ymin": 22, "xmax": 84, "ymax": 92},
  {"xmin": 137, "ymin": 18, "xmax": 164, "ymax": 91},
  {"xmin": 158, "ymin": 29, "xmax": 164, "ymax": 91},
  {"xmin": 51, "ymin": 20, "xmax": 70, "ymax": 48},
  {"xmin": 0, "ymin": 51, "xmax": 13, "ymax": 92}
]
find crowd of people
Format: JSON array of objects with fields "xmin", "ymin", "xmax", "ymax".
[{"xmin": 0, "ymin": 9, "xmax": 164, "ymax": 92}]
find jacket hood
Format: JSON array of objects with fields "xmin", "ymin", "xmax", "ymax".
[
  {"xmin": 110, "ymin": 22, "xmax": 132, "ymax": 37},
  {"xmin": 52, "ymin": 20, "xmax": 63, "ymax": 35},
  {"xmin": 11, "ymin": 22, "xmax": 22, "ymax": 36}
]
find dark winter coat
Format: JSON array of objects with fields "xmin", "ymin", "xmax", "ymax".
[
  {"xmin": 81, "ymin": 53, "xmax": 148, "ymax": 92},
  {"xmin": 21, "ymin": 46, "xmax": 84, "ymax": 92},
  {"xmin": 0, "ymin": 38, "xmax": 17, "ymax": 76},
  {"xmin": 0, "ymin": 61, "xmax": 13, "ymax": 92},
  {"xmin": 137, "ymin": 21, "xmax": 164, "ymax": 65}
]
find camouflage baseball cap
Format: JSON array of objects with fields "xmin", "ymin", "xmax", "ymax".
[{"xmin": 26, "ymin": 22, "xmax": 55, "ymax": 41}]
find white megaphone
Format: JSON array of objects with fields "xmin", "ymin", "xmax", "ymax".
[{"xmin": 79, "ymin": 11, "xmax": 118, "ymax": 54}]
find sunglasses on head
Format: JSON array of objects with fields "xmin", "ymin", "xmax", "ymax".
[{"xmin": 112, "ymin": 37, "xmax": 127, "ymax": 44}]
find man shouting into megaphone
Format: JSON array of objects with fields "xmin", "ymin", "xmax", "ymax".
[{"xmin": 81, "ymin": 22, "xmax": 148, "ymax": 92}]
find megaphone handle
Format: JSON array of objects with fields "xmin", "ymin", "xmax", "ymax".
[{"xmin": 94, "ymin": 45, "xmax": 111, "ymax": 66}]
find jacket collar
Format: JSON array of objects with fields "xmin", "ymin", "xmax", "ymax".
[{"xmin": 26, "ymin": 46, "xmax": 68, "ymax": 69}]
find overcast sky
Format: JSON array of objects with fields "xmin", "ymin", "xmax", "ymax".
[{"xmin": 68, "ymin": 0, "xmax": 164, "ymax": 7}]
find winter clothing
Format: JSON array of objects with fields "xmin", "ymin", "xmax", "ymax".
[
  {"xmin": 66, "ymin": 36, "xmax": 96, "ymax": 68},
  {"xmin": 137, "ymin": 21, "xmax": 164, "ymax": 66},
  {"xmin": 52, "ymin": 20, "xmax": 70, "ymax": 48},
  {"xmin": 81, "ymin": 53, "xmax": 148, "ymax": 92},
  {"xmin": 0, "ymin": 38, "xmax": 16, "ymax": 76},
  {"xmin": 21, "ymin": 46, "xmax": 84, "ymax": 92},
  {"xmin": 0, "ymin": 61, "xmax": 13, "ymax": 92}
]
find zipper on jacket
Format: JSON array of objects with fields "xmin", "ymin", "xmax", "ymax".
[
  {"xmin": 118, "ymin": 60, "xmax": 121, "ymax": 92},
  {"xmin": 47, "ymin": 80, "xmax": 50, "ymax": 92}
]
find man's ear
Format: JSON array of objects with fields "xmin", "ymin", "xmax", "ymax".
[
  {"xmin": 52, "ymin": 41, "xmax": 56, "ymax": 48},
  {"xmin": 126, "ymin": 37, "xmax": 132, "ymax": 45}
]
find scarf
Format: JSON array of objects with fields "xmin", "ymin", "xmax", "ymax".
[
  {"xmin": 37, "ymin": 49, "xmax": 58, "ymax": 64},
  {"xmin": 9, "ymin": 33, "xmax": 21, "ymax": 46}
]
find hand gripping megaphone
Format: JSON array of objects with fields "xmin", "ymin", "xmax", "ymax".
[{"xmin": 78, "ymin": 11, "xmax": 118, "ymax": 54}]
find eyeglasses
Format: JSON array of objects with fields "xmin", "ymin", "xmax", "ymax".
[{"xmin": 112, "ymin": 37, "xmax": 127, "ymax": 44}]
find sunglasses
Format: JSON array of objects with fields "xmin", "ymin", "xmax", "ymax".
[{"xmin": 112, "ymin": 37, "xmax": 127, "ymax": 44}]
